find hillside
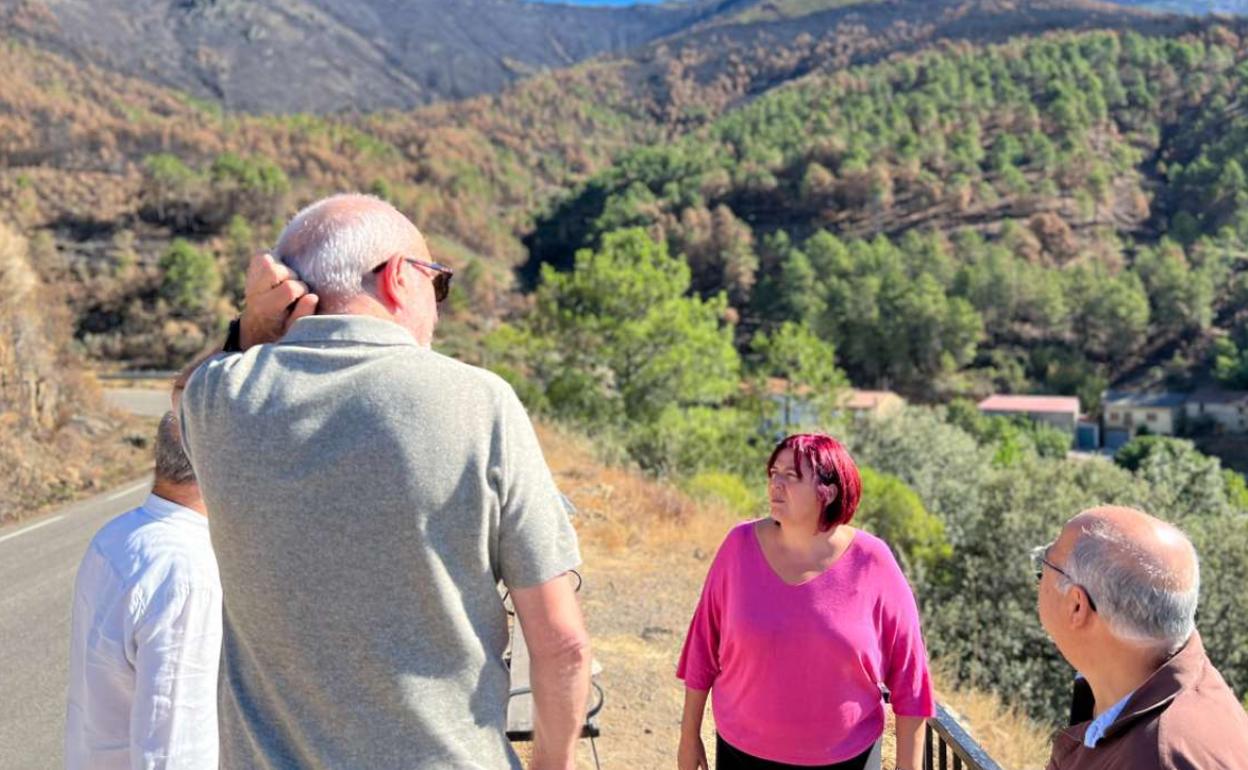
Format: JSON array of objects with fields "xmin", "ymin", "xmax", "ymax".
[
  {"xmin": 0, "ymin": 0, "xmax": 1190, "ymax": 118},
  {"xmin": 609, "ymin": 0, "xmax": 1184, "ymax": 132},
  {"xmin": 0, "ymin": 0, "xmax": 724, "ymax": 113},
  {"xmin": 0, "ymin": 0, "xmax": 1215, "ymax": 371},
  {"xmin": 0, "ymin": 33, "xmax": 676, "ymax": 364},
  {"xmin": 527, "ymin": 22, "xmax": 1248, "ymax": 407}
]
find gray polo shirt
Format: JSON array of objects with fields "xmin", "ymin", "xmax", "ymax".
[{"xmin": 179, "ymin": 315, "xmax": 580, "ymax": 770}]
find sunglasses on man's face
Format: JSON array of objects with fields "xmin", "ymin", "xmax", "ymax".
[{"xmin": 372, "ymin": 257, "xmax": 454, "ymax": 303}]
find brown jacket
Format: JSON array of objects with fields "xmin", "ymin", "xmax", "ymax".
[{"xmin": 1047, "ymin": 634, "xmax": 1248, "ymax": 770}]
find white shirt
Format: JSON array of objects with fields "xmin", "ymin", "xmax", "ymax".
[{"xmin": 65, "ymin": 493, "xmax": 222, "ymax": 770}]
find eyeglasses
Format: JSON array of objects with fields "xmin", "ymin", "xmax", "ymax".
[
  {"xmin": 1031, "ymin": 543, "xmax": 1098, "ymax": 612},
  {"xmin": 372, "ymin": 257, "xmax": 454, "ymax": 303}
]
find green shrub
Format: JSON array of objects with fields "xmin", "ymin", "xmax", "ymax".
[
  {"xmin": 159, "ymin": 239, "xmax": 220, "ymax": 313},
  {"xmin": 684, "ymin": 471, "xmax": 763, "ymax": 518},
  {"xmin": 624, "ymin": 404, "xmax": 759, "ymax": 478},
  {"xmin": 856, "ymin": 466, "xmax": 952, "ymax": 581}
]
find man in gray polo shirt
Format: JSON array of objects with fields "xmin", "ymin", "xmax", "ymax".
[{"xmin": 178, "ymin": 194, "xmax": 590, "ymax": 769}]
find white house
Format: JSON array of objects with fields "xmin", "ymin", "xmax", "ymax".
[
  {"xmin": 1102, "ymin": 390, "xmax": 1185, "ymax": 437},
  {"xmin": 1184, "ymin": 388, "xmax": 1248, "ymax": 433}
]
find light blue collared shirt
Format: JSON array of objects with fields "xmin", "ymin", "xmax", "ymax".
[{"xmin": 1085, "ymin": 690, "xmax": 1134, "ymax": 748}]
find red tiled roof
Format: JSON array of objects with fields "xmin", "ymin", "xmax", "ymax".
[{"xmin": 977, "ymin": 394, "xmax": 1080, "ymax": 414}]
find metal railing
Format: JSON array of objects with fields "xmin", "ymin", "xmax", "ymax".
[{"xmin": 924, "ymin": 701, "xmax": 1006, "ymax": 770}]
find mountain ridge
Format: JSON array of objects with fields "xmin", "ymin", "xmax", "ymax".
[
  {"xmin": 1, "ymin": 0, "xmax": 726, "ymax": 112},
  {"xmin": 0, "ymin": 0, "xmax": 1199, "ymax": 114}
]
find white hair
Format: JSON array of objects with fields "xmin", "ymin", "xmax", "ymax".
[
  {"xmin": 274, "ymin": 194, "xmax": 418, "ymax": 304},
  {"xmin": 1059, "ymin": 518, "xmax": 1200, "ymax": 650}
]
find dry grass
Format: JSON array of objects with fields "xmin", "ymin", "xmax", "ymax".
[
  {"xmin": 531, "ymin": 421, "xmax": 1054, "ymax": 769},
  {"xmin": 934, "ymin": 678, "xmax": 1053, "ymax": 770},
  {"xmin": 539, "ymin": 422, "xmax": 739, "ymax": 555}
]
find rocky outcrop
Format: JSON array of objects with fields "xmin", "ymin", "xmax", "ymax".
[{"xmin": 0, "ymin": 223, "xmax": 75, "ymax": 432}]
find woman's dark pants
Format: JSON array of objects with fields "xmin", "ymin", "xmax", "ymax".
[{"xmin": 715, "ymin": 734, "xmax": 877, "ymax": 770}]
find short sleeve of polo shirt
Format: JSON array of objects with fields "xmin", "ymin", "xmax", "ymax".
[{"xmin": 494, "ymin": 385, "xmax": 581, "ymax": 589}]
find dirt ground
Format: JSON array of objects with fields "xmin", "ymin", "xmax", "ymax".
[
  {"xmin": 527, "ymin": 423, "xmax": 1052, "ymax": 770},
  {"xmin": 528, "ymin": 423, "xmax": 727, "ymax": 769}
]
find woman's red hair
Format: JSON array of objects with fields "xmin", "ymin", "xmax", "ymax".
[{"xmin": 767, "ymin": 433, "xmax": 862, "ymax": 531}]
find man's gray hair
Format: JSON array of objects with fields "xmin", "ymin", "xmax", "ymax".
[
  {"xmin": 1059, "ymin": 518, "xmax": 1199, "ymax": 649},
  {"xmin": 155, "ymin": 411, "xmax": 196, "ymax": 486},
  {"xmin": 274, "ymin": 193, "xmax": 417, "ymax": 304}
]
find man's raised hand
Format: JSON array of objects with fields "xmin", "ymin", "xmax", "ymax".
[{"xmin": 240, "ymin": 253, "xmax": 318, "ymax": 349}]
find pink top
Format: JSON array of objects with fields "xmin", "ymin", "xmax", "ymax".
[{"xmin": 677, "ymin": 521, "xmax": 935, "ymax": 765}]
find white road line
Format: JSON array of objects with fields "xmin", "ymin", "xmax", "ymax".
[
  {"xmin": 0, "ymin": 516, "xmax": 65, "ymax": 545},
  {"xmin": 105, "ymin": 481, "xmax": 149, "ymax": 502}
]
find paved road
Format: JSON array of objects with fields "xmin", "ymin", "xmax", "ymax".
[
  {"xmin": 0, "ymin": 390, "xmax": 166, "ymax": 769},
  {"xmin": 102, "ymin": 387, "xmax": 171, "ymax": 419}
]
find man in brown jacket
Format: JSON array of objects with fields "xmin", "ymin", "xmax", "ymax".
[{"xmin": 1036, "ymin": 505, "xmax": 1248, "ymax": 770}]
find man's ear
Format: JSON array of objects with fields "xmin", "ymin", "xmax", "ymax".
[
  {"xmin": 1067, "ymin": 586, "xmax": 1095, "ymax": 629},
  {"xmin": 375, "ymin": 255, "xmax": 406, "ymax": 310}
]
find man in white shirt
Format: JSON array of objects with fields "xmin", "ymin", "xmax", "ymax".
[{"xmin": 65, "ymin": 411, "xmax": 222, "ymax": 770}]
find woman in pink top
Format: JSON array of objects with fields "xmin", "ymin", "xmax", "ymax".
[{"xmin": 677, "ymin": 433, "xmax": 934, "ymax": 770}]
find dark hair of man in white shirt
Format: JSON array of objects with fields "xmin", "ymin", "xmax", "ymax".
[{"xmin": 153, "ymin": 411, "xmax": 205, "ymax": 515}]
